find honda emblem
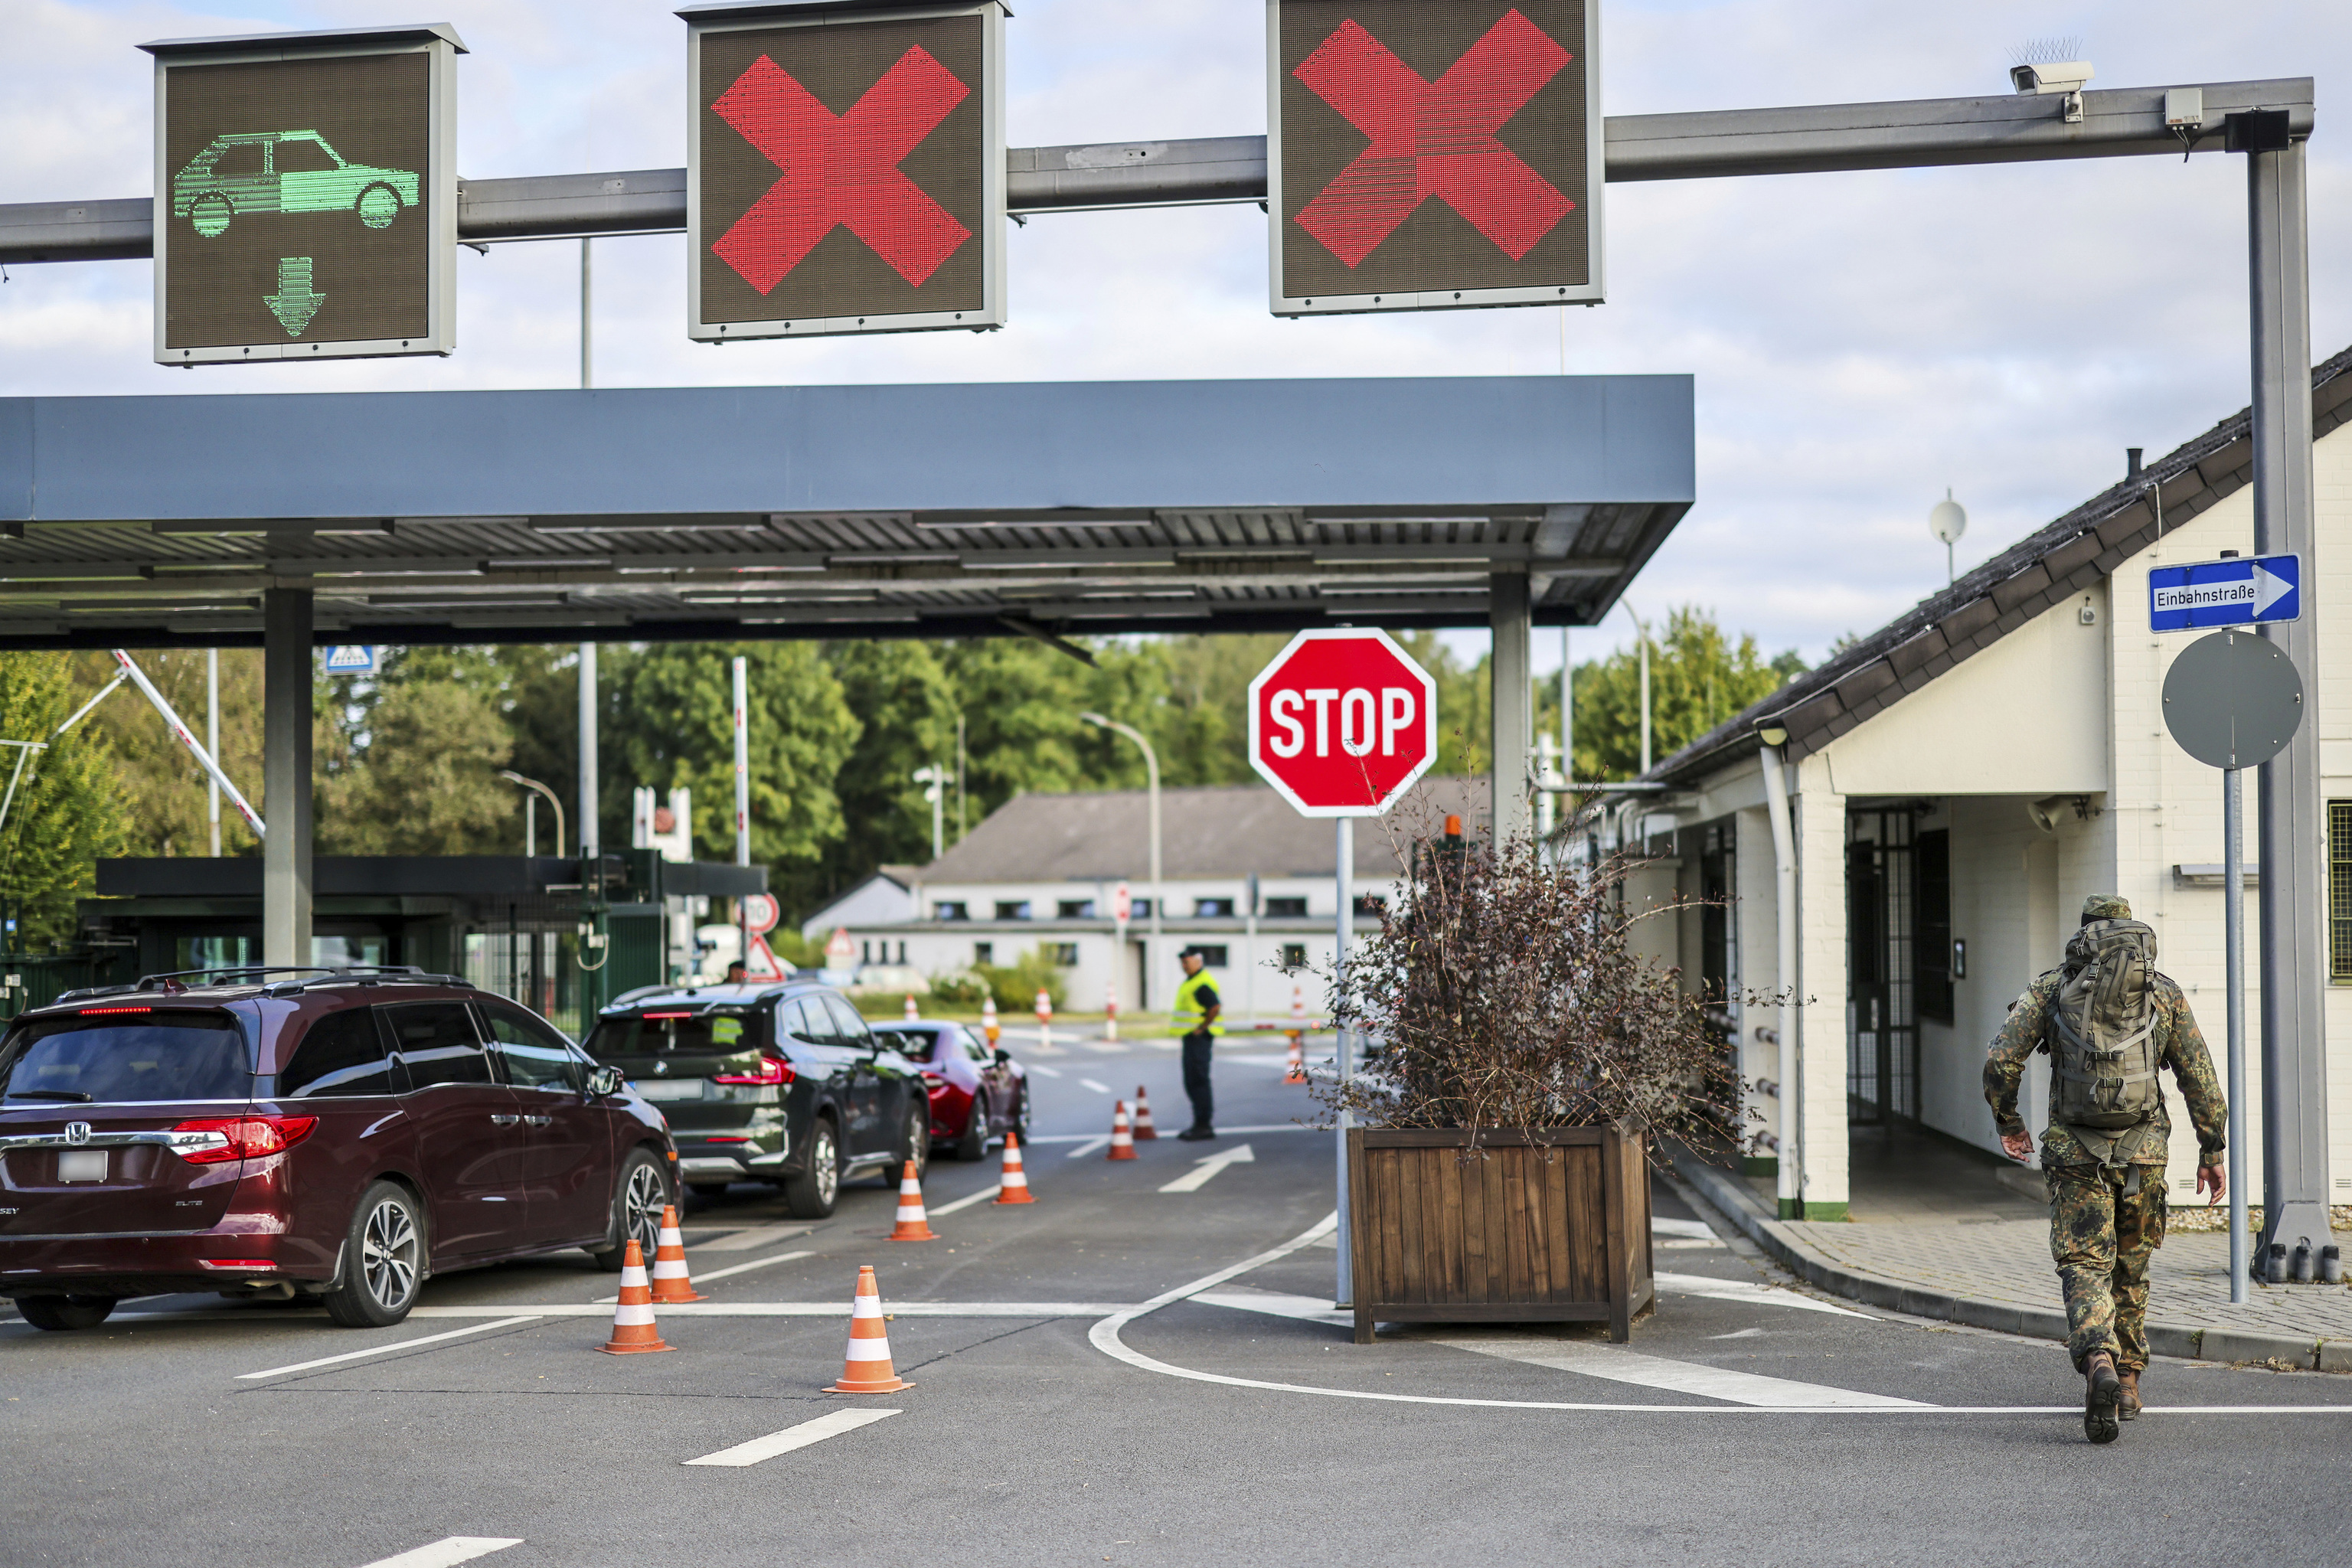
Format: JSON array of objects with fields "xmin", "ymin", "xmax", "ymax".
[{"xmin": 64, "ymin": 1122, "xmax": 90, "ymax": 1146}]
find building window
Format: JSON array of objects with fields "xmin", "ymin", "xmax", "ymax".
[
  {"xmin": 1194, "ymin": 898, "xmax": 1235, "ymax": 918},
  {"xmin": 1131, "ymin": 898, "xmax": 1152, "ymax": 919},
  {"xmin": 2331, "ymin": 802, "xmax": 2352, "ymax": 979},
  {"xmin": 1193, "ymin": 946, "xmax": 1229, "ymax": 968},
  {"xmin": 995, "ymin": 901, "xmax": 1031, "ymax": 920},
  {"xmin": 1057, "ymin": 900, "xmax": 1096, "ymax": 919},
  {"xmin": 1916, "ymin": 829, "xmax": 1953, "ymax": 1024},
  {"xmin": 1265, "ymin": 897, "xmax": 1308, "ymax": 918},
  {"xmin": 1049, "ymin": 943, "xmax": 1080, "ymax": 966},
  {"xmin": 934, "ymin": 901, "xmax": 968, "ymax": 922},
  {"xmin": 1351, "ymin": 895, "xmax": 1386, "ymax": 917},
  {"xmin": 1279, "ymin": 942, "xmax": 1307, "ymax": 971},
  {"xmin": 973, "ymin": 942, "xmax": 995, "ymax": 965}
]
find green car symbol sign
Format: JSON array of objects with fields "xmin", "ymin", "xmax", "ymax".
[{"xmin": 174, "ymin": 130, "xmax": 419, "ymax": 238}]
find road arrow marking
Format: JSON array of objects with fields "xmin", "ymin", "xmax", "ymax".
[
  {"xmin": 2256, "ymin": 559, "xmax": 2296, "ymax": 616},
  {"xmin": 266, "ymin": 256, "xmax": 323, "ymax": 337},
  {"xmin": 1159, "ymin": 1142, "xmax": 1255, "ymax": 1192}
]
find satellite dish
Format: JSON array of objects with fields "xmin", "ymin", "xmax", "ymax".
[{"xmin": 1929, "ymin": 488, "xmax": 1968, "ymax": 546}]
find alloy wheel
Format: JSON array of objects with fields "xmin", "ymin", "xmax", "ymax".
[
  {"xmin": 812, "ymin": 1125, "xmax": 838, "ymax": 1207},
  {"xmin": 361, "ymin": 1197, "xmax": 420, "ymax": 1311},
  {"xmin": 623, "ymin": 1163, "xmax": 666, "ymax": 1257}
]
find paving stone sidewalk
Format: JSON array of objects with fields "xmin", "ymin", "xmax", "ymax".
[{"xmin": 1676, "ymin": 1147, "xmax": 2352, "ymax": 1371}]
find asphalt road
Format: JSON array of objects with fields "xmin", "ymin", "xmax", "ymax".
[{"xmin": 5, "ymin": 1032, "xmax": 2350, "ymax": 1567}]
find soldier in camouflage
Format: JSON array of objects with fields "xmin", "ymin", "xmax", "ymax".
[{"xmin": 1984, "ymin": 894, "xmax": 2228, "ymax": 1442}]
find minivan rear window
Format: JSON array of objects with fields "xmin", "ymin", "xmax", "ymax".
[
  {"xmin": 584, "ymin": 1009, "xmax": 770, "ymax": 1059},
  {"xmin": 0, "ymin": 1010, "xmax": 250, "ymax": 1104}
]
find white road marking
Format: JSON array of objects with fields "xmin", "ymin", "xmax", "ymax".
[
  {"xmin": 1026, "ymin": 1124, "xmax": 1311, "ymax": 1142},
  {"xmin": 413, "ymin": 1302, "xmax": 1128, "ymax": 1318},
  {"xmin": 237, "ymin": 1316, "xmax": 544, "ymax": 1380},
  {"xmin": 1710, "ymin": 1328, "xmax": 1767, "ymax": 1341},
  {"xmin": 1654, "ymin": 1239, "xmax": 1727, "ymax": 1250},
  {"xmin": 1652, "ymin": 1219, "xmax": 1717, "ymax": 1241},
  {"xmin": 1158, "ymin": 1143, "xmax": 1256, "ymax": 1192},
  {"xmin": 1026, "ymin": 1063, "xmax": 1063, "ymax": 1078},
  {"xmin": 1437, "ymin": 1335, "xmax": 1932, "ymax": 1409},
  {"xmin": 1080, "ymin": 1040, "xmax": 1127, "ymax": 1054},
  {"xmin": 1079, "ymin": 1079, "xmax": 1112, "ymax": 1093},
  {"xmin": 927, "ymin": 1185, "xmax": 1004, "ymax": 1217},
  {"xmin": 1194, "ymin": 1289, "xmax": 1350, "ymax": 1327},
  {"xmin": 693, "ymin": 1225, "xmax": 813, "ymax": 1253},
  {"xmin": 1063, "ymin": 1136, "xmax": 1110, "ymax": 1158},
  {"xmin": 1654, "ymin": 1272, "xmax": 1874, "ymax": 1320},
  {"xmin": 595, "ymin": 1249, "xmax": 818, "ymax": 1302},
  {"xmin": 355, "ymin": 1539, "xmax": 524, "ymax": 1568},
  {"xmin": 683, "ymin": 1407, "xmax": 901, "ymax": 1466}
]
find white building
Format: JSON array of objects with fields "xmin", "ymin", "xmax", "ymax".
[
  {"xmin": 831, "ymin": 779, "xmax": 1487, "ymax": 1021},
  {"xmin": 1620, "ymin": 348, "xmax": 2352, "ymax": 1225}
]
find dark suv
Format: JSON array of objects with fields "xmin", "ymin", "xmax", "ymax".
[
  {"xmin": 583, "ymin": 982, "xmax": 927, "ymax": 1218},
  {"xmin": 0, "ymin": 968, "xmax": 675, "ymax": 1332}
]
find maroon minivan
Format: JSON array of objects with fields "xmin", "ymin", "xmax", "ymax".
[{"xmin": 0, "ymin": 968, "xmax": 676, "ymax": 1331}]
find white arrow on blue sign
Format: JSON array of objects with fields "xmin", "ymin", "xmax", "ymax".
[
  {"xmin": 2147, "ymin": 553, "xmax": 2300, "ymax": 632},
  {"xmin": 322, "ymin": 645, "xmax": 378, "ymax": 675}
]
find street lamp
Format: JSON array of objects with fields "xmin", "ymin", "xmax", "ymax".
[
  {"xmin": 912, "ymin": 764, "xmax": 953, "ymax": 861},
  {"xmin": 1079, "ymin": 712, "xmax": 1160, "ymax": 998},
  {"xmin": 498, "ymin": 769, "xmax": 566, "ymax": 858}
]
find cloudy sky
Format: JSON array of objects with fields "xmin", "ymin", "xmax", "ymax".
[{"xmin": 4, "ymin": 0, "xmax": 2346, "ymax": 675}]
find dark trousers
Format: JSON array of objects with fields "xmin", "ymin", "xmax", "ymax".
[{"xmin": 1181, "ymin": 1031, "xmax": 1215, "ymax": 1129}]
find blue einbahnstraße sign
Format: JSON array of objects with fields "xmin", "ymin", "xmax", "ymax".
[{"xmin": 2147, "ymin": 553, "xmax": 2300, "ymax": 632}]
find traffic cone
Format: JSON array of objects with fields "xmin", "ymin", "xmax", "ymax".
[
  {"xmin": 648, "ymin": 1204, "xmax": 704, "ymax": 1303},
  {"xmin": 1104, "ymin": 981, "xmax": 1119, "ymax": 1041},
  {"xmin": 903, "ymin": 994, "xmax": 920, "ymax": 1021},
  {"xmin": 1131, "ymin": 1085, "xmax": 1158, "ymax": 1140},
  {"xmin": 887, "ymin": 1160, "xmax": 939, "ymax": 1241},
  {"xmin": 1285, "ymin": 1032, "xmax": 1307, "ymax": 1085},
  {"xmin": 825, "ymin": 1265, "xmax": 911, "ymax": 1393},
  {"xmin": 994, "ymin": 1129, "xmax": 1036, "ymax": 1204},
  {"xmin": 982, "ymin": 995, "xmax": 999, "ymax": 1048},
  {"xmin": 596, "ymin": 1240, "xmax": 675, "ymax": 1354},
  {"xmin": 1106, "ymin": 1100, "xmax": 1137, "ymax": 1160}
]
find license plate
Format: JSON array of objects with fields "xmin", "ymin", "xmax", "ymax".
[
  {"xmin": 632, "ymin": 1080, "xmax": 704, "ymax": 1102},
  {"xmin": 57, "ymin": 1150, "xmax": 106, "ymax": 1183}
]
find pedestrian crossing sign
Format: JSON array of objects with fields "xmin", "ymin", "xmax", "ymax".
[{"xmin": 323, "ymin": 645, "xmax": 377, "ymax": 675}]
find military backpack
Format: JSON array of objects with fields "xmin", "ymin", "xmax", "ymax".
[{"xmin": 2046, "ymin": 918, "xmax": 2164, "ymax": 1131}]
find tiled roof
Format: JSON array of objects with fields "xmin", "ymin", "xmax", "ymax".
[{"xmin": 1645, "ymin": 345, "xmax": 2352, "ymax": 785}]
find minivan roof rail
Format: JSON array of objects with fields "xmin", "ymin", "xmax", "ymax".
[{"xmin": 123, "ymin": 965, "xmax": 470, "ymax": 995}]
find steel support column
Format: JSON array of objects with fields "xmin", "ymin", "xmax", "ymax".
[
  {"xmin": 260, "ymin": 588, "xmax": 312, "ymax": 969},
  {"xmin": 1489, "ymin": 572, "xmax": 1532, "ymax": 844},
  {"xmin": 2246, "ymin": 137, "xmax": 2336, "ymax": 1256}
]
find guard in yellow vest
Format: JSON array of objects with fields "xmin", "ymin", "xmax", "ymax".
[{"xmin": 1170, "ymin": 946, "xmax": 1224, "ymax": 1141}]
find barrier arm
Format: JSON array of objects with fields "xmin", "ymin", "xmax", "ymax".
[{"xmin": 111, "ymin": 651, "xmax": 266, "ymax": 838}]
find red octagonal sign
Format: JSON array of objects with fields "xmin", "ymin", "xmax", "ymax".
[{"xmin": 1248, "ymin": 629, "xmax": 1438, "ymax": 817}]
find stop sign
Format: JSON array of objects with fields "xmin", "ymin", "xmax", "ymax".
[{"xmin": 1247, "ymin": 629, "xmax": 1437, "ymax": 816}]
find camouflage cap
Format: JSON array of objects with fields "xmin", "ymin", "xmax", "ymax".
[{"xmin": 2082, "ymin": 894, "xmax": 2132, "ymax": 922}]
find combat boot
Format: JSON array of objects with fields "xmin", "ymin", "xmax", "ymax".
[
  {"xmin": 2083, "ymin": 1351, "xmax": 2122, "ymax": 1444},
  {"xmin": 2118, "ymin": 1369, "xmax": 2141, "ymax": 1421}
]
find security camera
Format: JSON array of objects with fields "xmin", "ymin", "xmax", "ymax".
[{"xmin": 2010, "ymin": 60, "xmax": 2093, "ymax": 95}]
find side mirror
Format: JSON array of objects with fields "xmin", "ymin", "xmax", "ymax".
[
  {"xmin": 993, "ymin": 1048, "xmax": 1011, "ymax": 1067},
  {"xmin": 587, "ymin": 1065, "xmax": 625, "ymax": 1097}
]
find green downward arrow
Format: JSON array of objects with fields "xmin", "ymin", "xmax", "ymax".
[{"xmin": 265, "ymin": 256, "xmax": 324, "ymax": 338}]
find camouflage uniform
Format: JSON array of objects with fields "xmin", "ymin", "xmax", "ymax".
[{"xmin": 1983, "ymin": 896, "xmax": 2228, "ymax": 1374}]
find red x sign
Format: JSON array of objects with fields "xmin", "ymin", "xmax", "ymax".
[
  {"xmin": 1292, "ymin": 10, "xmax": 1572, "ymax": 267},
  {"xmin": 712, "ymin": 46, "xmax": 972, "ymax": 291}
]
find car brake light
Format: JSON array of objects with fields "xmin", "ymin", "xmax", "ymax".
[
  {"xmin": 706, "ymin": 1135, "xmax": 753, "ymax": 1145},
  {"xmin": 642, "ymin": 1011, "xmax": 693, "ymax": 1019},
  {"xmin": 711, "ymin": 1056, "xmax": 792, "ymax": 1086},
  {"xmin": 169, "ymin": 1115, "xmax": 319, "ymax": 1165},
  {"xmin": 79, "ymin": 1006, "xmax": 152, "ymax": 1015}
]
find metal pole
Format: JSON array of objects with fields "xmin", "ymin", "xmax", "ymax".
[
  {"xmin": 206, "ymin": 648, "xmax": 220, "ymax": 858},
  {"xmin": 524, "ymin": 794, "xmax": 536, "ymax": 860},
  {"xmin": 2225, "ymin": 766, "xmax": 2249, "ymax": 1302},
  {"xmin": 260, "ymin": 590, "xmax": 312, "ymax": 969},
  {"xmin": 580, "ymin": 237, "xmax": 592, "ymax": 390},
  {"xmin": 733, "ymin": 655, "xmax": 751, "ymax": 975},
  {"xmin": 2246, "ymin": 132, "xmax": 2334, "ymax": 1257},
  {"xmin": 1560, "ymin": 626, "xmax": 1572, "ymax": 781},
  {"xmin": 1759, "ymin": 738, "xmax": 1802, "ymax": 1218},
  {"xmin": 1489, "ymin": 572, "xmax": 1532, "ymax": 842},
  {"xmin": 1334, "ymin": 814, "xmax": 1354, "ymax": 1309},
  {"xmin": 1638, "ymin": 619, "xmax": 1652, "ymax": 775}
]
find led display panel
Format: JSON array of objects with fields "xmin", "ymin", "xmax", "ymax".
[
  {"xmin": 145, "ymin": 25, "xmax": 462, "ymax": 366},
  {"xmin": 684, "ymin": 0, "xmax": 1007, "ymax": 342},
  {"xmin": 1268, "ymin": 0, "xmax": 1602, "ymax": 316}
]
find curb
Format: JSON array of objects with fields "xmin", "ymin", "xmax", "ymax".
[{"xmin": 1672, "ymin": 1152, "xmax": 2347, "ymax": 1374}]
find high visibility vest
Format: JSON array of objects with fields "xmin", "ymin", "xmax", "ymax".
[{"xmin": 1171, "ymin": 969, "xmax": 1224, "ymax": 1036}]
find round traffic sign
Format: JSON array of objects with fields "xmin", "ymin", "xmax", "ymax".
[
  {"xmin": 1246, "ymin": 629, "xmax": 1438, "ymax": 816},
  {"xmin": 2161, "ymin": 629, "xmax": 2304, "ymax": 769}
]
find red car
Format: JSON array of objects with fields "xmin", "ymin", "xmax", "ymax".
[
  {"xmin": 0, "ymin": 967, "xmax": 675, "ymax": 1331},
  {"xmin": 868, "ymin": 1021, "xmax": 1030, "ymax": 1160}
]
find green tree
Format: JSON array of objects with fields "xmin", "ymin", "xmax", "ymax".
[
  {"xmin": 1566, "ymin": 606, "xmax": 1803, "ymax": 782},
  {"xmin": 315, "ymin": 647, "xmax": 516, "ymax": 854},
  {"xmin": 0, "ymin": 653, "xmax": 126, "ymax": 946},
  {"xmin": 821, "ymin": 640, "xmax": 957, "ymax": 889}
]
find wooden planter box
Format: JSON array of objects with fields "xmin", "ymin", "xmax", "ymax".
[{"xmin": 1346, "ymin": 1125, "xmax": 1654, "ymax": 1345}]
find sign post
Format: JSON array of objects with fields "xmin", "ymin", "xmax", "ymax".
[
  {"xmin": 1247, "ymin": 628, "xmax": 1438, "ymax": 1311},
  {"xmin": 2159, "ymin": 628, "xmax": 2305, "ymax": 1299}
]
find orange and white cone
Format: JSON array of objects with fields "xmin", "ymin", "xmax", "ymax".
[
  {"xmin": 648, "ymin": 1204, "xmax": 704, "ymax": 1303},
  {"xmin": 903, "ymin": 994, "xmax": 920, "ymax": 1021},
  {"xmin": 825, "ymin": 1265, "xmax": 911, "ymax": 1393},
  {"xmin": 596, "ymin": 1240, "xmax": 675, "ymax": 1354},
  {"xmin": 994, "ymin": 1129, "xmax": 1036, "ymax": 1204},
  {"xmin": 1285, "ymin": 1032, "xmax": 1307, "ymax": 1085},
  {"xmin": 1131, "ymin": 1085, "xmax": 1158, "ymax": 1140},
  {"xmin": 1106, "ymin": 1100, "xmax": 1137, "ymax": 1161},
  {"xmin": 887, "ymin": 1160, "xmax": 939, "ymax": 1242}
]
